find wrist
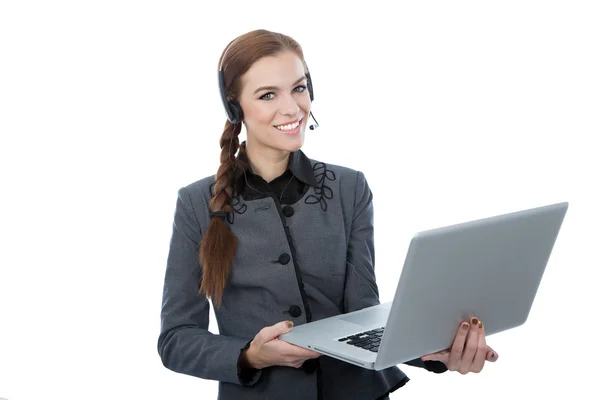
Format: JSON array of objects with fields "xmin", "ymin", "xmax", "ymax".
[{"xmin": 242, "ymin": 342, "xmax": 261, "ymax": 370}]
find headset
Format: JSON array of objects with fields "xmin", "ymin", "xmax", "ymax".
[{"xmin": 218, "ymin": 44, "xmax": 319, "ymax": 129}]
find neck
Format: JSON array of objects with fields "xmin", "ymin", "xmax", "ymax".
[{"xmin": 245, "ymin": 138, "xmax": 290, "ymax": 183}]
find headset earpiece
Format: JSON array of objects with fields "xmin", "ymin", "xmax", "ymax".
[
  {"xmin": 227, "ymin": 99, "xmax": 243, "ymax": 124},
  {"xmin": 306, "ymin": 70, "xmax": 314, "ymax": 102},
  {"xmin": 218, "ymin": 69, "xmax": 244, "ymax": 124}
]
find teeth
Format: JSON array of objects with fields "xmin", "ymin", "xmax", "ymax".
[{"xmin": 276, "ymin": 121, "xmax": 300, "ymax": 131}]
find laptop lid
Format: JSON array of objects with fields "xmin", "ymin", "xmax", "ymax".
[{"xmin": 374, "ymin": 202, "xmax": 568, "ymax": 370}]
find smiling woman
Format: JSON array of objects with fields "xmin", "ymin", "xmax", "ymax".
[
  {"xmin": 238, "ymin": 51, "xmax": 310, "ymax": 152},
  {"xmin": 208, "ymin": 30, "xmax": 317, "ymax": 301},
  {"xmin": 157, "ymin": 29, "xmax": 489, "ymax": 400}
]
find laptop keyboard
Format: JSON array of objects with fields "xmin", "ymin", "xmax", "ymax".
[{"xmin": 337, "ymin": 327, "xmax": 385, "ymax": 352}]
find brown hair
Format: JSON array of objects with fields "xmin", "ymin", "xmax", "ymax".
[{"xmin": 199, "ymin": 29, "xmax": 308, "ymax": 307}]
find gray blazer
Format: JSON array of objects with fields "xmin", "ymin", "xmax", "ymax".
[{"xmin": 158, "ymin": 154, "xmax": 444, "ymax": 399}]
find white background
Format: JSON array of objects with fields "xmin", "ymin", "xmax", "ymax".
[{"xmin": 1, "ymin": 1, "xmax": 599, "ymax": 399}]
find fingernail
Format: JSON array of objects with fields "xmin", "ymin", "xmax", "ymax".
[
  {"xmin": 491, "ymin": 352, "xmax": 496, "ymax": 360},
  {"xmin": 462, "ymin": 323, "xmax": 469, "ymax": 330},
  {"xmin": 471, "ymin": 317, "xmax": 479, "ymax": 325},
  {"xmin": 286, "ymin": 321, "xmax": 293, "ymax": 329},
  {"xmin": 479, "ymin": 321, "xmax": 483, "ymax": 329}
]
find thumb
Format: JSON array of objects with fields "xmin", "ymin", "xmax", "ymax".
[{"xmin": 260, "ymin": 320, "xmax": 294, "ymax": 342}]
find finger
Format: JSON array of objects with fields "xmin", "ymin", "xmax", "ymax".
[
  {"xmin": 292, "ymin": 349, "xmax": 321, "ymax": 358},
  {"xmin": 459, "ymin": 317, "xmax": 480, "ymax": 374},
  {"xmin": 471, "ymin": 320, "xmax": 487, "ymax": 372},
  {"xmin": 421, "ymin": 350, "xmax": 449, "ymax": 362},
  {"xmin": 448, "ymin": 321, "xmax": 470, "ymax": 369},
  {"xmin": 272, "ymin": 339, "xmax": 321, "ymax": 358},
  {"xmin": 258, "ymin": 320, "xmax": 294, "ymax": 343},
  {"xmin": 486, "ymin": 345, "xmax": 499, "ymax": 362},
  {"xmin": 289, "ymin": 343, "xmax": 322, "ymax": 358}
]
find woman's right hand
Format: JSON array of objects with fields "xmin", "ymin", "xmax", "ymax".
[{"xmin": 241, "ymin": 320, "xmax": 322, "ymax": 369}]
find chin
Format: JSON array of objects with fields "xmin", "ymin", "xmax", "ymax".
[{"xmin": 279, "ymin": 135, "xmax": 304, "ymax": 152}]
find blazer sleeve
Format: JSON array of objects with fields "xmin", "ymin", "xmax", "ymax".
[
  {"xmin": 157, "ymin": 186, "xmax": 262, "ymax": 386},
  {"xmin": 343, "ymin": 170, "xmax": 380, "ymax": 314},
  {"xmin": 342, "ymin": 171, "xmax": 448, "ymax": 374}
]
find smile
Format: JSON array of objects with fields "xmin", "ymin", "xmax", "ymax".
[{"xmin": 274, "ymin": 118, "xmax": 302, "ymax": 131}]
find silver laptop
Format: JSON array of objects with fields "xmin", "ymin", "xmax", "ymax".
[{"xmin": 280, "ymin": 202, "xmax": 568, "ymax": 370}]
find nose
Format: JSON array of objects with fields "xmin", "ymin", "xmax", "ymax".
[{"xmin": 279, "ymin": 93, "xmax": 300, "ymax": 117}]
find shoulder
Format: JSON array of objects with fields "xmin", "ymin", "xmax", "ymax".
[
  {"xmin": 172, "ymin": 174, "xmax": 216, "ymax": 219},
  {"xmin": 303, "ymin": 156, "xmax": 372, "ymax": 213},
  {"xmin": 307, "ymin": 156, "xmax": 370, "ymax": 193},
  {"xmin": 182, "ymin": 174, "xmax": 217, "ymax": 197}
]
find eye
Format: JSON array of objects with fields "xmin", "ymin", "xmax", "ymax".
[
  {"xmin": 259, "ymin": 85, "xmax": 307, "ymax": 101},
  {"xmin": 260, "ymin": 92, "xmax": 275, "ymax": 100}
]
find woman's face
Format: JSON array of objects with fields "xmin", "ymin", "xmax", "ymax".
[{"xmin": 237, "ymin": 51, "xmax": 312, "ymax": 155}]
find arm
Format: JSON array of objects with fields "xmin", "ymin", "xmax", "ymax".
[
  {"xmin": 342, "ymin": 170, "xmax": 380, "ymax": 314},
  {"xmin": 157, "ymin": 187, "xmax": 262, "ymax": 386},
  {"xmin": 342, "ymin": 171, "xmax": 448, "ymax": 374}
]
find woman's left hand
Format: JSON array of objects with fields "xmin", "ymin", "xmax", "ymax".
[{"xmin": 420, "ymin": 317, "xmax": 498, "ymax": 374}]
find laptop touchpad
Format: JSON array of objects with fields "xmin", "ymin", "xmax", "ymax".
[{"xmin": 340, "ymin": 308, "xmax": 389, "ymax": 326}]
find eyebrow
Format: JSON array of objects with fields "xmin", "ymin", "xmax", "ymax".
[{"xmin": 253, "ymin": 76, "xmax": 307, "ymax": 95}]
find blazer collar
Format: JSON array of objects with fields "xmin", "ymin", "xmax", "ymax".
[{"xmin": 234, "ymin": 141, "xmax": 319, "ymax": 188}]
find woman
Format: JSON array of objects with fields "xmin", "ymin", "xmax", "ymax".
[{"xmin": 158, "ymin": 29, "xmax": 498, "ymax": 399}]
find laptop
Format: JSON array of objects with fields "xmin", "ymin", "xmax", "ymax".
[{"xmin": 279, "ymin": 202, "xmax": 568, "ymax": 370}]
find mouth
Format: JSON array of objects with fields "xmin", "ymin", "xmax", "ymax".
[{"xmin": 274, "ymin": 118, "xmax": 302, "ymax": 134}]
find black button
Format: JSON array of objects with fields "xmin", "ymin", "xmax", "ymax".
[
  {"xmin": 282, "ymin": 205, "xmax": 294, "ymax": 217},
  {"xmin": 288, "ymin": 305, "xmax": 302, "ymax": 317},
  {"xmin": 278, "ymin": 253, "xmax": 291, "ymax": 265}
]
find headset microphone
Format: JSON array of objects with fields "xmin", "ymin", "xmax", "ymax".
[{"xmin": 309, "ymin": 111, "xmax": 319, "ymax": 130}]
